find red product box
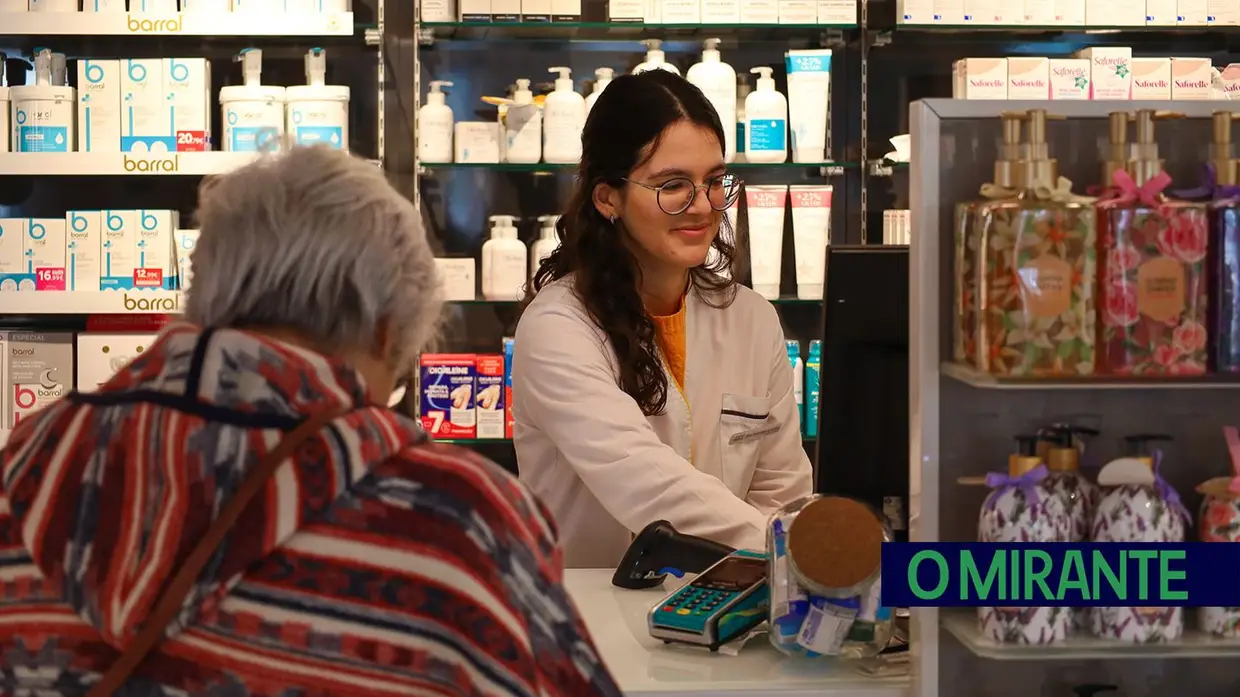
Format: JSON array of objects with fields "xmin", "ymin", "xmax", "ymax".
[
  {"xmin": 419, "ymin": 353, "xmax": 476, "ymax": 439},
  {"xmin": 475, "ymin": 354, "xmax": 505, "ymax": 440}
]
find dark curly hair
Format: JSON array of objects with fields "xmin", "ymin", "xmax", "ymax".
[{"xmin": 525, "ymin": 69, "xmax": 739, "ymax": 417}]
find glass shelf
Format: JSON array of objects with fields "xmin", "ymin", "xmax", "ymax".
[
  {"xmin": 422, "ymin": 161, "xmax": 857, "ymax": 173},
  {"xmin": 420, "ymin": 21, "xmax": 856, "ymax": 42}
]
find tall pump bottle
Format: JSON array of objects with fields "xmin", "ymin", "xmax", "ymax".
[
  {"xmin": 1037, "ymin": 424, "xmax": 1100, "ymax": 633},
  {"xmin": 686, "ymin": 39, "xmax": 737, "ymax": 163},
  {"xmin": 530, "ymin": 214, "xmax": 560, "ymax": 281},
  {"xmin": 482, "ymin": 215, "xmax": 528, "ymax": 301},
  {"xmin": 10, "ymin": 49, "xmax": 75, "ymax": 153},
  {"xmin": 633, "ymin": 39, "xmax": 680, "ymax": 75},
  {"xmin": 973, "ymin": 435, "xmax": 1070, "ymax": 645},
  {"xmin": 744, "ymin": 67, "xmax": 787, "ymax": 164},
  {"xmin": 1092, "ymin": 434, "xmax": 1187, "ymax": 643},
  {"xmin": 584, "ymin": 68, "xmax": 614, "ymax": 117},
  {"xmin": 286, "ymin": 48, "xmax": 350, "ymax": 150},
  {"xmin": 735, "ymin": 75, "xmax": 750, "ymax": 162},
  {"xmin": 219, "ymin": 48, "xmax": 286, "ymax": 153},
  {"xmin": 504, "ymin": 78, "xmax": 541, "ymax": 164},
  {"xmin": 418, "ymin": 80, "xmax": 454, "ymax": 163},
  {"xmin": 970, "ymin": 109, "xmax": 1096, "ymax": 377},
  {"xmin": 542, "ymin": 67, "xmax": 584, "ymax": 164},
  {"xmin": 1096, "ymin": 110, "xmax": 1210, "ymax": 376},
  {"xmin": 953, "ymin": 112, "xmax": 1022, "ymax": 370}
]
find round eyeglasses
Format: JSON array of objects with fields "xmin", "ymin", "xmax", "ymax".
[{"xmin": 624, "ymin": 173, "xmax": 742, "ymax": 215}]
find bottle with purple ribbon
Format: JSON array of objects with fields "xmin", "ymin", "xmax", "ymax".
[
  {"xmin": 1036, "ymin": 424, "xmax": 1100, "ymax": 633},
  {"xmin": 1091, "ymin": 433, "xmax": 1189, "ymax": 643},
  {"xmin": 975, "ymin": 435, "xmax": 1071, "ymax": 645},
  {"xmin": 1195, "ymin": 426, "xmax": 1240, "ymax": 637}
]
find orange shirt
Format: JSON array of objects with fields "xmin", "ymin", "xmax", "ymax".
[{"xmin": 650, "ymin": 296, "xmax": 687, "ymax": 392}]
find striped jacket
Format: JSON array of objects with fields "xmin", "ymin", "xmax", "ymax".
[{"xmin": 0, "ymin": 323, "xmax": 622, "ymax": 697}]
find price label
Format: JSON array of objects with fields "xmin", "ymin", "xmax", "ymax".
[
  {"xmin": 175, "ymin": 131, "xmax": 209, "ymax": 152},
  {"xmin": 133, "ymin": 268, "xmax": 164, "ymax": 288},
  {"xmin": 36, "ymin": 267, "xmax": 66, "ymax": 291}
]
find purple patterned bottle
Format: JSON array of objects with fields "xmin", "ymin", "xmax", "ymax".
[{"xmin": 1037, "ymin": 425, "xmax": 1099, "ymax": 634}]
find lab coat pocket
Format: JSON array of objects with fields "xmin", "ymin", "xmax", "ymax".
[{"xmin": 719, "ymin": 392, "xmax": 776, "ymax": 494}]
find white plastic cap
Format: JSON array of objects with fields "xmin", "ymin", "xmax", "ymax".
[
  {"xmin": 702, "ymin": 38, "xmax": 722, "ymax": 59},
  {"xmin": 513, "ymin": 78, "xmax": 533, "ymax": 104},
  {"xmin": 750, "ymin": 66, "xmax": 775, "ymax": 91},
  {"xmin": 238, "ymin": 48, "xmax": 263, "ymax": 87},
  {"xmin": 537, "ymin": 214, "xmax": 559, "ymax": 237},
  {"xmin": 51, "ymin": 53, "xmax": 67, "ymax": 86},
  {"xmin": 549, "ymin": 66, "xmax": 573, "ymax": 91},
  {"xmin": 427, "ymin": 80, "xmax": 453, "ymax": 105},
  {"xmin": 305, "ymin": 48, "xmax": 327, "ymax": 87},
  {"xmin": 489, "ymin": 215, "xmax": 517, "ymax": 236},
  {"xmin": 642, "ymin": 39, "xmax": 666, "ymax": 63},
  {"xmin": 33, "ymin": 48, "xmax": 52, "ymax": 87}
]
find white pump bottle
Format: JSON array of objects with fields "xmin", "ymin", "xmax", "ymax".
[
  {"xmin": 504, "ymin": 78, "xmax": 541, "ymax": 164},
  {"xmin": 418, "ymin": 80, "xmax": 454, "ymax": 164},
  {"xmin": 10, "ymin": 49, "xmax": 75, "ymax": 153},
  {"xmin": 633, "ymin": 39, "xmax": 680, "ymax": 76},
  {"xmin": 686, "ymin": 38, "xmax": 737, "ymax": 163},
  {"xmin": 482, "ymin": 215, "xmax": 528, "ymax": 301},
  {"xmin": 530, "ymin": 215, "xmax": 560, "ymax": 281},
  {"xmin": 744, "ymin": 66, "xmax": 788, "ymax": 164},
  {"xmin": 219, "ymin": 48, "xmax": 287, "ymax": 153},
  {"xmin": 542, "ymin": 67, "xmax": 584, "ymax": 164},
  {"xmin": 286, "ymin": 48, "xmax": 351, "ymax": 150},
  {"xmin": 584, "ymin": 67, "xmax": 614, "ymax": 117}
]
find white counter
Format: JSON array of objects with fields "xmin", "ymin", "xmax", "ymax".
[{"xmin": 564, "ymin": 569, "xmax": 910, "ymax": 697}]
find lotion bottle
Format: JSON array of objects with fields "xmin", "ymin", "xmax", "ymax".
[
  {"xmin": 584, "ymin": 67, "xmax": 614, "ymax": 117},
  {"xmin": 482, "ymin": 215, "xmax": 527, "ymax": 301},
  {"xmin": 786, "ymin": 340, "xmax": 803, "ymax": 433},
  {"xmin": 735, "ymin": 75, "xmax": 751, "ymax": 162},
  {"xmin": 286, "ymin": 48, "xmax": 350, "ymax": 151},
  {"xmin": 745, "ymin": 67, "xmax": 787, "ymax": 164},
  {"xmin": 1036, "ymin": 424, "xmax": 1100, "ymax": 634},
  {"xmin": 504, "ymin": 78, "xmax": 541, "ymax": 164},
  {"xmin": 418, "ymin": 80, "xmax": 454, "ymax": 164},
  {"xmin": 542, "ymin": 67, "xmax": 584, "ymax": 164},
  {"xmin": 219, "ymin": 49, "xmax": 287, "ymax": 153},
  {"xmin": 633, "ymin": 39, "xmax": 680, "ymax": 76},
  {"xmin": 530, "ymin": 214, "xmax": 560, "ymax": 281},
  {"xmin": 10, "ymin": 49, "xmax": 75, "ymax": 153},
  {"xmin": 686, "ymin": 38, "xmax": 737, "ymax": 163}
]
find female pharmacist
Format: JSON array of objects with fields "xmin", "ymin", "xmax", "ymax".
[{"xmin": 512, "ymin": 70, "xmax": 813, "ymax": 569}]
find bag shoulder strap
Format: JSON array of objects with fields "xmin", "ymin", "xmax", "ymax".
[{"xmin": 87, "ymin": 409, "xmax": 346, "ymax": 697}]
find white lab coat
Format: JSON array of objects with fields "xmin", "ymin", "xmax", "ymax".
[{"xmin": 512, "ymin": 278, "xmax": 814, "ymax": 569}]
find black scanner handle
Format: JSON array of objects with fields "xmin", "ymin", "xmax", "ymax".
[{"xmin": 611, "ymin": 520, "xmax": 735, "ymax": 590}]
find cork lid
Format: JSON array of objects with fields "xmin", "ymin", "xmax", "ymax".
[{"xmin": 786, "ymin": 496, "xmax": 884, "ymax": 594}]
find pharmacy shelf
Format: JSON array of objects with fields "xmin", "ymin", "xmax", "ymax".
[
  {"xmin": 941, "ymin": 362, "xmax": 1240, "ymax": 390},
  {"xmin": 418, "ymin": 21, "xmax": 856, "ymax": 42},
  {"xmin": 3, "ymin": 291, "xmax": 181, "ymax": 315},
  {"xmin": 421, "ymin": 161, "xmax": 858, "ymax": 175},
  {"xmin": 0, "ymin": 11, "xmax": 354, "ymax": 36},
  {"xmin": 942, "ymin": 610, "xmax": 1240, "ymax": 660},
  {"xmin": 0, "ymin": 152, "xmax": 261, "ymax": 176}
]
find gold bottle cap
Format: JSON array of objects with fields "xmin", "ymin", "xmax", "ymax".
[
  {"xmin": 1103, "ymin": 112, "xmax": 1128, "ymax": 184},
  {"xmin": 1019, "ymin": 109, "xmax": 1059, "ymax": 188},
  {"xmin": 1046, "ymin": 447, "xmax": 1079, "ymax": 473},
  {"xmin": 1009, "ymin": 455, "xmax": 1043, "ymax": 478}
]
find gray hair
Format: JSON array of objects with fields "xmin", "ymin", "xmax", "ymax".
[{"xmin": 185, "ymin": 146, "xmax": 442, "ymax": 371}]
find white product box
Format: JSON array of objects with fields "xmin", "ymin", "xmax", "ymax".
[
  {"xmin": 1076, "ymin": 47, "xmax": 1132, "ymax": 99},
  {"xmin": 5, "ymin": 332, "xmax": 73, "ymax": 429},
  {"xmin": 644, "ymin": 0, "xmax": 659, "ymax": 23},
  {"xmin": 1172, "ymin": 57, "xmax": 1213, "ymax": 99},
  {"xmin": 1220, "ymin": 63, "xmax": 1240, "ymax": 99},
  {"xmin": 1146, "ymin": 0, "xmax": 1177, "ymax": 24},
  {"xmin": 25, "ymin": 219, "xmax": 66, "ymax": 291},
  {"xmin": 550, "ymin": 0, "xmax": 578, "ymax": 20},
  {"xmin": 521, "ymin": 0, "xmax": 550, "ymax": 20},
  {"xmin": 664, "ymin": 0, "xmax": 701, "ymax": 22},
  {"xmin": 817, "ymin": 0, "xmax": 855, "ymax": 22},
  {"xmin": 435, "ymin": 258, "xmax": 477, "ymax": 301},
  {"xmin": 1054, "ymin": 0, "xmax": 1084, "ymax": 23},
  {"xmin": 779, "ymin": 0, "xmax": 816, "ymax": 21},
  {"xmin": 1178, "ymin": 0, "xmax": 1207, "ymax": 23},
  {"xmin": 165, "ymin": 58, "xmax": 212, "ymax": 152},
  {"xmin": 1208, "ymin": 0, "xmax": 1239, "ymax": 25},
  {"xmin": 490, "ymin": 0, "xmax": 518, "ymax": 20},
  {"xmin": 897, "ymin": 0, "xmax": 932, "ymax": 21},
  {"xmin": 421, "ymin": 0, "xmax": 455, "ymax": 20},
  {"xmin": 100, "ymin": 210, "xmax": 136, "ymax": 290},
  {"xmin": 1007, "ymin": 57, "xmax": 1050, "ymax": 99},
  {"xmin": 953, "ymin": 58, "xmax": 1007, "ymax": 99},
  {"xmin": 962, "ymin": 0, "xmax": 998, "ymax": 24},
  {"xmin": 77, "ymin": 59, "xmax": 120, "ymax": 153},
  {"xmin": 740, "ymin": 0, "xmax": 779, "ymax": 22},
  {"xmin": 174, "ymin": 229, "xmax": 198, "ymax": 292},
  {"xmin": 135, "ymin": 210, "xmax": 176, "ymax": 290},
  {"xmin": 1049, "ymin": 58, "xmax": 1091, "ymax": 99},
  {"xmin": 701, "ymin": 0, "xmax": 740, "ymax": 21},
  {"xmin": 1087, "ymin": 0, "xmax": 1143, "ymax": 24},
  {"xmin": 607, "ymin": 0, "xmax": 643, "ymax": 19},
  {"xmin": 121, "ymin": 59, "xmax": 174, "ymax": 153},
  {"xmin": 458, "ymin": 0, "xmax": 488, "ymax": 20},
  {"xmin": 75, "ymin": 333, "xmax": 158, "ymax": 393},
  {"xmin": 1023, "ymin": 0, "xmax": 1053, "ymax": 23},
  {"xmin": 453, "ymin": 122, "xmax": 501, "ymax": 163},
  {"xmin": 1130, "ymin": 57, "xmax": 1172, "ymax": 99},
  {"xmin": 0, "ymin": 219, "xmax": 29, "ymax": 291},
  {"xmin": 932, "ymin": 0, "xmax": 963, "ymax": 22},
  {"xmin": 66, "ymin": 211, "xmax": 102, "ymax": 292}
]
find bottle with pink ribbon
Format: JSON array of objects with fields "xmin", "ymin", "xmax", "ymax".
[
  {"xmin": 1195, "ymin": 426, "xmax": 1240, "ymax": 637},
  {"xmin": 969, "ymin": 435, "xmax": 1071, "ymax": 644},
  {"xmin": 1095, "ymin": 109, "xmax": 1210, "ymax": 376},
  {"xmin": 1091, "ymin": 434, "xmax": 1189, "ymax": 643}
]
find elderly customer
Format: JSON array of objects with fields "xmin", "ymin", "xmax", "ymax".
[{"xmin": 0, "ymin": 147, "xmax": 621, "ymax": 697}]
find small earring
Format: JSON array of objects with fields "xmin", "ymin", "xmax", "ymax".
[{"xmin": 608, "ymin": 215, "xmax": 617, "ymax": 225}]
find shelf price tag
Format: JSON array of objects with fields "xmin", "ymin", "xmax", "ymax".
[
  {"xmin": 35, "ymin": 267, "xmax": 66, "ymax": 290},
  {"xmin": 133, "ymin": 268, "xmax": 164, "ymax": 288}
]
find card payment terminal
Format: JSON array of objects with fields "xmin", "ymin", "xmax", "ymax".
[{"xmin": 647, "ymin": 549, "xmax": 769, "ymax": 651}]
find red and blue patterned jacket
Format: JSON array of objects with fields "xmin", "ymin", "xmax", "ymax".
[{"xmin": 0, "ymin": 323, "xmax": 622, "ymax": 697}]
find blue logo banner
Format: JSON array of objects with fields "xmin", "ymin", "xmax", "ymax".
[{"xmin": 880, "ymin": 543, "xmax": 1240, "ymax": 607}]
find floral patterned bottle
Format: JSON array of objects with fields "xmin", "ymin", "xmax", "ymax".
[
  {"xmin": 1036, "ymin": 424, "xmax": 1100, "ymax": 633},
  {"xmin": 973, "ymin": 109, "xmax": 1097, "ymax": 377},
  {"xmin": 955, "ymin": 113, "xmax": 1024, "ymax": 369},
  {"xmin": 1195, "ymin": 426, "xmax": 1240, "ymax": 637},
  {"xmin": 975, "ymin": 435, "xmax": 1071, "ymax": 644},
  {"xmin": 1096, "ymin": 110, "xmax": 1210, "ymax": 376},
  {"xmin": 1091, "ymin": 434, "xmax": 1188, "ymax": 643}
]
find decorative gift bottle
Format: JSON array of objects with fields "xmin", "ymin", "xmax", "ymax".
[
  {"xmin": 973, "ymin": 109, "xmax": 1097, "ymax": 377},
  {"xmin": 1096, "ymin": 110, "xmax": 1210, "ymax": 376},
  {"xmin": 954, "ymin": 112, "xmax": 1023, "ymax": 369},
  {"xmin": 969, "ymin": 435, "xmax": 1071, "ymax": 644},
  {"xmin": 1196, "ymin": 426, "xmax": 1240, "ymax": 637},
  {"xmin": 1091, "ymin": 434, "xmax": 1189, "ymax": 642},
  {"xmin": 1036, "ymin": 424, "xmax": 1100, "ymax": 632},
  {"xmin": 1174, "ymin": 111, "xmax": 1240, "ymax": 373}
]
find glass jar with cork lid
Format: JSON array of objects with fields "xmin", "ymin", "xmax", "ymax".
[{"xmin": 767, "ymin": 494, "xmax": 894, "ymax": 658}]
